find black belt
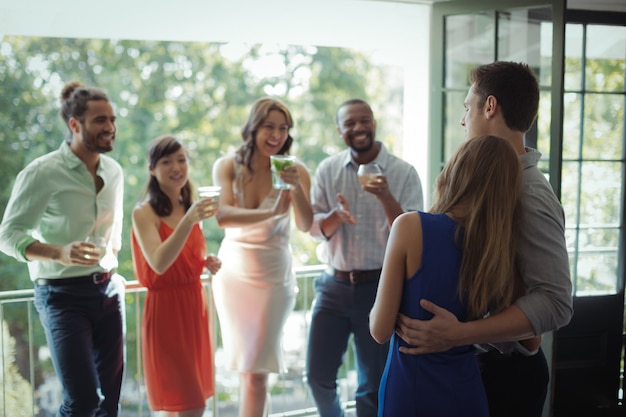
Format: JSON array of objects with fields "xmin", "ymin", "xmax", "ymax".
[
  {"xmin": 326, "ymin": 268, "xmax": 381, "ymax": 284},
  {"xmin": 36, "ymin": 271, "xmax": 112, "ymax": 286}
]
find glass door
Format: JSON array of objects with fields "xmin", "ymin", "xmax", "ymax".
[
  {"xmin": 553, "ymin": 15, "xmax": 626, "ymax": 415},
  {"xmin": 429, "ymin": 0, "xmax": 564, "ymax": 191},
  {"xmin": 430, "ymin": 1, "xmax": 626, "ymax": 415}
]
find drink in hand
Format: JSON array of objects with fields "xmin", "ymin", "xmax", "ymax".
[
  {"xmin": 198, "ymin": 186, "xmax": 221, "ymax": 201},
  {"xmin": 358, "ymin": 173, "xmax": 380, "ymax": 185},
  {"xmin": 357, "ymin": 163, "xmax": 383, "ymax": 186},
  {"xmin": 270, "ymin": 155, "xmax": 296, "ymax": 190},
  {"xmin": 85, "ymin": 236, "xmax": 107, "ymax": 260},
  {"xmin": 93, "ymin": 246, "xmax": 107, "ymax": 258}
]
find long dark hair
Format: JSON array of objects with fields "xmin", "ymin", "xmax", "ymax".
[
  {"xmin": 145, "ymin": 135, "xmax": 193, "ymax": 217},
  {"xmin": 236, "ymin": 97, "xmax": 294, "ymax": 175}
]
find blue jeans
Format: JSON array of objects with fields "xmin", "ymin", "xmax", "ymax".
[
  {"xmin": 306, "ymin": 272, "xmax": 389, "ymax": 417},
  {"xmin": 34, "ymin": 275, "xmax": 126, "ymax": 417}
]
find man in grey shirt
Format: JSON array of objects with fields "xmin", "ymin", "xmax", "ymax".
[{"xmin": 396, "ymin": 62, "xmax": 573, "ymax": 417}]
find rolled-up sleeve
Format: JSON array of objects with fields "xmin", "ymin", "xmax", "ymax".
[
  {"xmin": 0, "ymin": 163, "xmax": 48, "ymax": 262},
  {"xmin": 515, "ymin": 171, "xmax": 574, "ymax": 334}
]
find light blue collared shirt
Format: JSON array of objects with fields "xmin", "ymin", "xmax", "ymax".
[
  {"xmin": 310, "ymin": 142, "xmax": 423, "ymax": 271},
  {"xmin": 0, "ymin": 142, "xmax": 124, "ymax": 280}
]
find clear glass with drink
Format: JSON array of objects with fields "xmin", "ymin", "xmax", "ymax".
[
  {"xmin": 270, "ymin": 155, "xmax": 296, "ymax": 190},
  {"xmin": 357, "ymin": 163, "xmax": 383, "ymax": 186},
  {"xmin": 85, "ymin": 236, "xmax": 107, "ymax": 260},
  {"xmin": 198, "ymin": 186, "xmax": 221, "ymax": 201}
]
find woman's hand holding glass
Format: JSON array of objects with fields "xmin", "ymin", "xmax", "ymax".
[
  {"xmin": 187, "ymin": 186, "xmax": 220, "ymax": 223},
  {"xmin": 276, "ymin": 162, "xmax": 302, "ymax": 190},
  {"xmin": 188, "ymin": 197, "xmax": 219, "ymax": 224}
]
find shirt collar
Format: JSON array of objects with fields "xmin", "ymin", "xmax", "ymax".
[
  {"xmin": 521, "ymin": 147, "xmax": 542, "ymax": 169},
  {"xmin": 59, "ymin": 141, "xmax": 106, "ymax": 174},
  {"xmin": 59, "ymin": 141, "xmax": 86, "ymax": 171}
]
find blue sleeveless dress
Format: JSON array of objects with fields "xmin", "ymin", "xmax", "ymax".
[{"xmin": 377, "ymin": 212, "xmax": 489, "ymax": 417}]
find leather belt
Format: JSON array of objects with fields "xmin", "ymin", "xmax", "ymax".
[
  {"xmin": 326, "ymin": 268, "xmax": 381, "ymax": 284},
  {"xmin": 36, "ymin": 271, "xmax": 112, "ymax": 286}
]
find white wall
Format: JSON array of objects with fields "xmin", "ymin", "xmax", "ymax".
[{"xmin": 0, "ymin": 0, "xmax": 432, "ymax": 196}]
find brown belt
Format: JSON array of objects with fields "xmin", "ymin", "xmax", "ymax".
[
  {"xmin": 326, "ymin": 268, "xmax": 381, "ymax": 284},
  {"xmin": 36, "ymin": 271, "xmax": 112, "ymax": 286}
]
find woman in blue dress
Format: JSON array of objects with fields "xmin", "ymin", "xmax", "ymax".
[{"xmin": 370, "ymin": 134, "xmax": 540, "ymax": 417}]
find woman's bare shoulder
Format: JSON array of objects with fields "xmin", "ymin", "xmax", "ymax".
[{"xmin": 132, "ymin": 201, "xmax": 158, "ymax": 224}]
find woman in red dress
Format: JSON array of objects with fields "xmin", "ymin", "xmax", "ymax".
[{"xmin": 131, "ymin": 134, "xmax": 221, "ymax": 416}]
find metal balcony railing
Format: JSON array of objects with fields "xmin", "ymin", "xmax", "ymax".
[{"xmin": 0, "ymin": 265, "xmax": 357, "ymax": 417}]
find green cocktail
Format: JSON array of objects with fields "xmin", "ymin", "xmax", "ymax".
[{"xmin": 270, "ymin": 155, "xmax": 296, "ymax": 189}]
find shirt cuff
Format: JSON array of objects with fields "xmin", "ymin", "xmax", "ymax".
[{"xmin": 15, "ymin": 236, "xmax": 38, "ymax": 263}]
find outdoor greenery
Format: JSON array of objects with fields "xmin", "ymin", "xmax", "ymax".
[
  {"xmin": 0, "ymin": 36, "xmax": 403, "ymax": 413},
  {"xmin": 561, "ymin": 55, "xmax": 625, "ymax": 295},
  {"xmin": 0, "ymin": 322, "xmax": 34, "ymax": 416}
]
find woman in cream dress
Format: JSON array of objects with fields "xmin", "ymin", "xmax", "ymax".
[{"xmin": 212, "ymin": 97, "xmax": 313, "ymax": 417}]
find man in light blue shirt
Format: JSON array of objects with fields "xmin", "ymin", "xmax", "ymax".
[
  {"xmin": 306, "ymin": 99, "xmax": 423, "ymax": 417},
  {"xmin": 0, "ymin": 82, "xmax": 125, "ymax": 416}
]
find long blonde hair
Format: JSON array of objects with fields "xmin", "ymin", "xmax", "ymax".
[{"xmin": 431, "ymin": 135, "xmax": 523, "ymax": 319}]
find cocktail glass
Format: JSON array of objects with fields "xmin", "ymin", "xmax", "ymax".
[
  {"xmin": 357, "ymin": 163, "xmax": 383, "ymax": 186},
  {"xmin": 270, "ymin": 155, "xmax": 296, "ymax": 190}
]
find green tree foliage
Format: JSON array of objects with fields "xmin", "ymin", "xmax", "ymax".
[{"xmin": 561, "ymin": 55, "xmax": 624, "ymax": 294}]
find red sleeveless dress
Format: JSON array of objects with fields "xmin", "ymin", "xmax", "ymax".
[{"xmin": 131, "ymin": 221, "xmax": 214, "ymax": 411}]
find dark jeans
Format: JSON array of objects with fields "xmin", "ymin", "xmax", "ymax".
[
  {"xmin": 34, "ymin": 275, "xmax": 126, "ymax": 417},
  {"xmin": 306, "ymin": 272, "xmax": 388, "ymax": 417},
  {"xmin": 479, "ymin": 348, "xmax": 549, "ymax": 417}
]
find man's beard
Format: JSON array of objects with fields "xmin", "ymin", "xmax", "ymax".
[
  {"xmin": 349, "ymin": 132, "xmax": 375, "ymax": 153},
  {"xmin": 83, "ymin": 130, "xmax": 114, "ymax": 153}
]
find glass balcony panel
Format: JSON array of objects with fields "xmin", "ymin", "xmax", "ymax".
[{"xmin": 0, "ymin": 266, "xmax": 352, "ymax": 416}]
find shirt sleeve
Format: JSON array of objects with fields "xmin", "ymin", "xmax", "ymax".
[
  {"xmin": 310, "ymin": 160, "xmax": 332, "ymax": 241},
  {"xmin": 398, "ymin": 164, "xmax": 424, "ymax": 212},
  {"xmin": 514, "ymin": 173, "xmax": 574, "ymax": 335},
  {"xmin": 109, "ymin": 163, "xmax": 125, "ymax": 252},
  {"xmin": 0, "ymin": 162, "xmax": 49, "ymax": 262}
]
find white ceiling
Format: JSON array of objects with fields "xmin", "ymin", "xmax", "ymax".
[
  {"xmin": 0, "ymin": 0, "xmax": 434, "ymax": 52},
  {"xmin": 0, "ymin": 0, "xmax": 624, "ymax": 44}
]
